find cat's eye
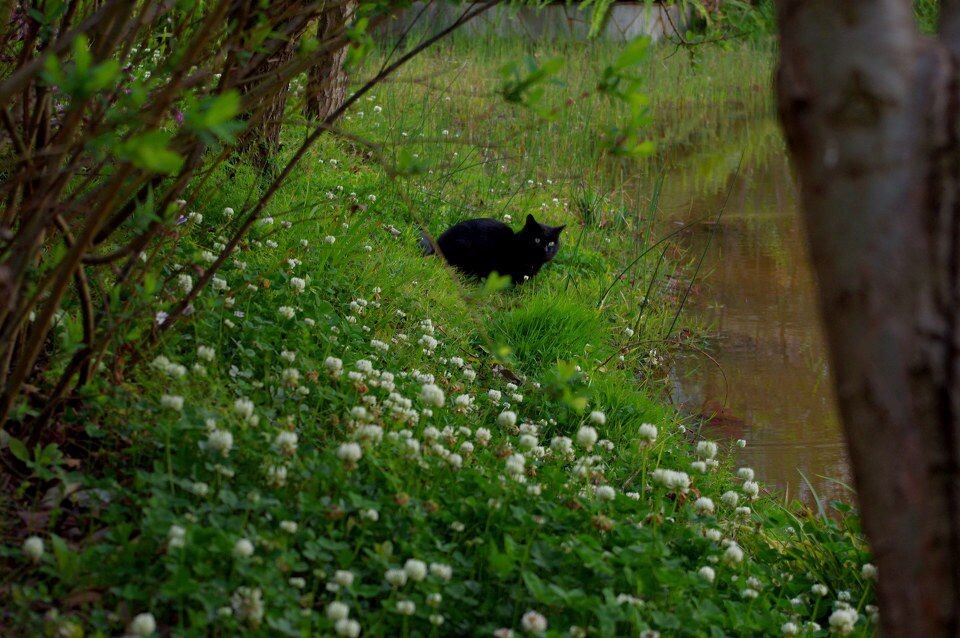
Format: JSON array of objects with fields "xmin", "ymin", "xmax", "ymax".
[{"xmin": 535, "ymin": 238, "xmax": 541, "ymax": 244}]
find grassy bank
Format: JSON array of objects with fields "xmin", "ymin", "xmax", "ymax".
[{"xmin": 2, "ymin": 39, "xmax": 873, "ymax": 637}]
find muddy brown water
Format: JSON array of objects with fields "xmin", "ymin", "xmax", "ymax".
[{"xmin": 657, "ymin": 116, "xmax": 851, "ymax": 506}]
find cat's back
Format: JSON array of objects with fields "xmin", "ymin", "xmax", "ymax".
[
  {"xmin": 438, "ymin": 218, "xmax": 513, "ymax": 248},
  {"xmin": 435, "ymin": 218, "xmax": 514, "ymax": 278}
]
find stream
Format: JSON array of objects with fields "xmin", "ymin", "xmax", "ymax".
[{"xmin": 659, "ymin": 115, "xmax": 851, "ymax": 505}]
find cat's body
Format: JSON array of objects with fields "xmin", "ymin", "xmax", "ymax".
[{"xmin": 423, "ymin": 214, "xmax": 565, "ymax": 284}]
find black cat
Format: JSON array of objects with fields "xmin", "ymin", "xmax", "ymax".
[{"xmin": 422, "ymin": 214, "xmax": 565, "ymax": 284}]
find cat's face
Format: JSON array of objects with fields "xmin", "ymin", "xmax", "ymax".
[{"xmin": 521, "ymin": 214, "xmax": 565, "ymax": 261}]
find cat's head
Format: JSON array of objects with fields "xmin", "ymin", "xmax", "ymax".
[{"xmin": 519, "ymin": 214, "xmax": 565, "ymax": 261}]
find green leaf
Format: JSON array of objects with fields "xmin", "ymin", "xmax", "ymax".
[
  {"xmin": 72, "ymin": 34, "xmax": 91, "ymax": 75},
  {"xmin": 7, "ymin": 436, "xmax": 30, "ymax": 463},
  {"xmin": 488, "ymin": 543, "xmax": 513, "ymax": 578},
  {"xmin": 613, "ymin": 37, "xmax": 650, "ymax": 70},
  {"xmin": 118, "ymin": 131, "xmax": 184, "ymax": 175},
  {"xmin": 482, "ymin": 272, "xmax": 512, "ymax": 295}
]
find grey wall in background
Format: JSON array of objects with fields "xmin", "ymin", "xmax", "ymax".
[{"xmin": 378, "ymin": 3, "xmax": 688, "ymax": 42}]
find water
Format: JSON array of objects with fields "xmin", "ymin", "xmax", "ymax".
[{"xmin": 658, "ymin": 116, "xmax": 852, "ymax": 505}]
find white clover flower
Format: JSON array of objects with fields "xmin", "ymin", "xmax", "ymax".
[
  {"xmin": 637, "ymin": 423, "xmax": 657, "ymax": 446},
  {"xmin": 475, "ymin": 427, "xmax": 492, "ymax": 446},
  {"xmin": 521, "ymin": 610, "xmax": 548, "ymax": 634},
  {"xmin": 828, "ymin": 608, "xmax": 858, "ymax": 635},
  {"xmin": 233, "ymin": 538, "xmax": 254, "ymax": 558},
  {"xmin": 22, "ymin": 536, "xmax": 44, "ymax": 562},
  {"xmin": 325, "ymin": 356, "xmax": 343, "ymax": 378},
  {"xmin": 693, "ymin": 497, "xmax": 715, "ymax": 515},
  {"xmin": 429, "ymin": 614, "xmax": 445, "ymax": 626},
  {"xmin": 385, "ymin": 568, "xmax": 408, "ymax": 587},
  {"xmin": 274, "ymin": 431, "xmax": 298, "ymax": 455},
  {"xmin": 168, "ymin": 525, "xmax": 186, "ymax": 549},
  {"xmin": 811, "ymin": 583, "xmax": 829, "ymax": 596},
  {"xmin": 781, "ymin": 622, "xmax": 799, "ymax": 636},
  {"xmin": 721, "ymin": 491, "xmax": 739, "ymax": 507},
  {"xmin": 289, "ymin": 577, "xmax": 306, "ymax": 589},
  {"xmin": 335, "ymin": 618, "xmax": 360, "ymax": 637},
  {"xmin": 576, "ymin": 425, "xmax": 598, "ymax": 450},
  {"xmin": 212, "ymin": 276, "xmax": 228, "ymax": 291},
  {"xmin": 505, "ymin": 453, "xmax": 526, "ymax": 478},
  {"xmin": 690, "ymin": 461, "xmax": 707, "ymax": 473},
  {"xmin": 206, "ymin": 429, "xmax": 233, "ymax": 457},
  {"xmin": 334, "ymin": 570, "xmax": 354, "ymax": 587},
  {"xmin": 696, "ymin": 440, "xmax": 718, "ymax": 459},
  {"xmin": 278, "ymin": 306, "xmax": 295, "ymax": 319},
  {"xmin": 735, "ymin": 505, "xmax": 752, "ymax": 518},
  {"xmin": 742, "ymin": 480, "xmax": 760, "ymax": 498},
  {"xmin": 160, "ymin": 395, "xmax": 184, "ymax": 411},
  {"xmin": 224, "ymin": 207, "xmax": 235, "ymax": 217},
  {"xmin": 698, "ymin": 565, "xmax": 716, "ymax": 583},
  {"xmin": 188, "ymin": 481, "xmax": 209, "ymax": 497},
  {"xmin": 589, "ymin": 410, "xmax": 606, "ymax": 425},
  {"xmin": 861, "ymin": 563, "xmax": 877, "ymax": 579},
  {"xmin": 724, "ymin": 543, "xmax": 744, "ymax": 564},
  {"xmin": 551, "ymin": 435, "xmax": 573, "ymax": 457},
  {"xmin": 231, "ymin": 587, "xmax": 264, "ymax": 626},
  {"xmin": 705, "ymin": 528, "xmax": 722, "ymax": 542},
  {"xmin": 737, "ymin": 467, "xmax": 755, "ymax": 481},
  {"xmin": 518, "ymin": 435, "xmax": 538, "ymax": 451},
  {"xmin": 360, "ymin": 508, "xmax": 379, "ymax": 522},
  {"xmin": 650, "ymin": 468, "xmax": 691, "ymax": 493},
  {"xmin": 327, "ymin": 601, "xmax": 350, "ymax": 621},
  {"xmin": 595, "ymin": 485, "xmax": 616, "ymax": 501},
  {"xmin": 177, "ymin": 273, "xmax": 193, "ymax": 293},
  {"xmin": 430, "ymin": 562, "xmax": 453, "ymax": 580},
  {"xmin": 279, "ymin": 520, "xmax": 298, "ymax": 534},
  {"xmin": 420, "ymin": 383, "xmax": 445, "ymax": 407},
  {"xmin": 281, "ymin": 368, "xmax": 300, "ymax": 386},
  {"xmin": 487, "ymin": 389, "xmax": 502, "ymax": 402},
  {"xmin": 289, "ymin": 277, "xmax": 306, "ymax": 294},
  {"xmin": 498, "ymin": 411, "xmax": 517, "ymax": 428},
  {"xmin": 453, "ymin": 393, "xmax": 474, "ymax": 410},
  {"xmin": 397, "ymin": 600, "xmax": 416, "ymax": 615},
  {"xmin": 616, "ymin": 594, "xmax": 643, "ymax": 606},
  {"xmin": 128, "ymin": 612, "xmax": 157, "ymax": 636},
  {"xmin": 197, "ymin": 345, "xmax": 216, "ymax": 361},
  {"xmin": 337, "ymin": 442, "xmax": 362, "ymax": 464},
  {"xmin": 737, "ymin": 438, "xmax": 747, "ymax": 448},
  {"xmin": 404, "ymin": 558, "xmax": 428, "ymax": 581},
  {"xmin": 234, "ymin": 397, "xmax": 255, "ymax": 421},
  {"xmin": 741, "ymin": 588, "xmax": 759, "ymax": 600}
]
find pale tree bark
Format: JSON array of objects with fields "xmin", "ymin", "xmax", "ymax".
[
  {"xmin": 305, "ymin": 1, "xmax": 357, "ymax": 120},
  {"xmin": 774, "ymin": 0, "xmax": 960, "ymax": 634}
]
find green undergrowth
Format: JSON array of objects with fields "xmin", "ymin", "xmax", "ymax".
[{"xmin": 2, "ymin": 39, "xmax": 874, "ymax": 638}]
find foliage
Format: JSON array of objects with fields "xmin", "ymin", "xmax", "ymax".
[{"xmin": 1, "ymin": 29, "xmax": 875, "ymax": 636}]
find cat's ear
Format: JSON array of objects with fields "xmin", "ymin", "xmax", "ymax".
[{"xmin": 525, "ymin": 213, "xmax": 537, "ymax": 227}]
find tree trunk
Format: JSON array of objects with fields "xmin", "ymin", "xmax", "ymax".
[
  {"xmin": 774, "ymin": 0, "xmax": 960, "ymax": 634},
  {"xmin": 242, "ymin": 37, "xmax": 297, "ymax": 163},
  {"xmin": 305, "ymin": 1, "xmax": 356, "ymax": 120}
]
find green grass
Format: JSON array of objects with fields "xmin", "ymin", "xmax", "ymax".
[{"xmin": 1, "ymin": 38, "xmax": 874, "ymax": 638}]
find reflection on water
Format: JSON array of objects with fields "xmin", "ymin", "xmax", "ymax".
[{"xmin": 658, "ymin": 117, "xmax": 851, "ymax": 505}]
